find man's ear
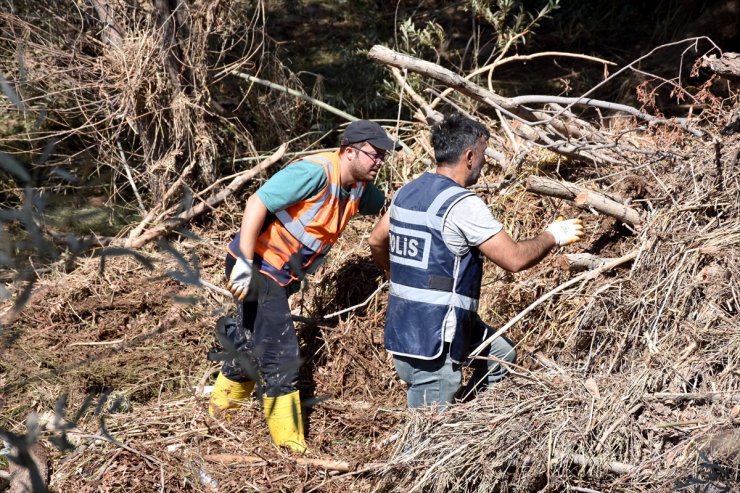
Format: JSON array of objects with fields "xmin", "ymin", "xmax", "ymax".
[{"xmin": 465, "ymin": 148, "xmax": 474, "ymax": 167}]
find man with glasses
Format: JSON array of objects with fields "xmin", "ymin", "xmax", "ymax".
[
  {"xmin": 210, "ymin": 120, "xmax": 400, "ymax": 452},
  {"xmin": 369, "ymin": 113, "xmax": 583, "ymax": 409}
]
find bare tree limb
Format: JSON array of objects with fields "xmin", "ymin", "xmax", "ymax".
[
  {"xmin": 525, "ymin": 175, "xmax": 585, "ymax": 200},
  {"xmin": 124, "ymin": 144, "xmax": 287, "ymax": 248},
  {"xmin": 512, "ymin": 95, "xmax": 703, "ymax": 138},
  {"xmin": 575, "ymin": 191, "xmax": 641, "ymax": 225},
  {"xmin": 557, "ymin": 253, "xmax": 612, "ymax": 272}
]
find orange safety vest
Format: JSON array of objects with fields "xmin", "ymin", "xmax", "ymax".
[{"xmin": 236, "ymin": 151, "xmax": 366, "ymax": 286}]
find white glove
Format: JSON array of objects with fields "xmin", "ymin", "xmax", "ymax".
[
  {"xmin": 228, "ymin": 257, "xmax": 253, "ymax": 300},
  {"xmin": 546, "ymin": 218, "xmax": 584, "ymax": 246}
]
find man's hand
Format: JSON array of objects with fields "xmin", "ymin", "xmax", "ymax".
[
  {"xmin": 546, "ymin": 218, "xmax": 584, "ymax": 246},
  {"xmin": 228, "ymin": 257, "xmax": 253, "ymax": 301}
]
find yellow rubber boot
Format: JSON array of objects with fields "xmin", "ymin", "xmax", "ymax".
[
  {"xmin": 208, "ymin": 373, "xmax": 255, "ymax": 417},
  {"xmin": 263, "ymin": 391, "xmax": 308, "ymax": 453}
]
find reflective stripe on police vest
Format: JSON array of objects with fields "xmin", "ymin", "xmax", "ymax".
[
  {"xmin": 427, "ymin": 185, "xmax": 470, "ymax": 216},
  {"xmin": 389, "ymin": 281, "xmax": 478, "ymax": 311}
]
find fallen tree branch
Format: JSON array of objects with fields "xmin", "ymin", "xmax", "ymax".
[
  {"xmin": 557, "ymin": 253, "xmax": 612, "ymax": 272},
  {"xmin": 575, "ymin": 190, "xmax": 641, "ymax": 225},
  {"xmin": 204, "ymin": 453, "xmax": 385, "ymax": 472},
  {"xmin": 233, "ymin": 71, "xmax": 358, "ymax": 122},
  {"xmin": 526, "ymin": 175, "xmax": 586, "ymax": 200},
  {"xmin": 511, "ymin": 95, "xmax": 703, "ymax": 138},
  {"xmin": 124, "ymin": 144, "xmax": 287, "ymax": 248},
  {"xmin": 389, "ymin": 67, "xmax": 507, "ymax": 166},
  {"xmin": 430, "ymin": 50, "xmax": 616, "ymax": 110},
  {"xmin": 558, "ymin": 452, "xmax": 640, "ymax": 475},
  {"xmin": 646, "ymin": 392, "xmax": 740, "ymax": 403}
]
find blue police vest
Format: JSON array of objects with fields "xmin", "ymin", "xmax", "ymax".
[{"xmin": 384, "ymin": 172, "xmax": 484, "ymax": 363}]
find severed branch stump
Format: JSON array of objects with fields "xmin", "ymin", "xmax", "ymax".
[
  {"xmin": 557, "ymin": 253, "xmax": 612, "ymax": 272},
  {"xmin": 575, "ymin": 191, "xmax": 641, "ymax": 225},
  {"xmin": 526, "ymin": 175, "xmax": 584, "ymax": 200},
  {"xmin": 526, "ymin": 176, "xmax": 641, "ymax": 225}
]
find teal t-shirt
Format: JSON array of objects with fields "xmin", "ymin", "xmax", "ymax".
[{"xmin": 256, "ymin": 160, "xmax": 385, "ymax": 215}]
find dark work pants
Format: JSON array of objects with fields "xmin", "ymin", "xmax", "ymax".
[{"xmin": 221, "ymin": 255, "xmax": 301, "ymax": 397}]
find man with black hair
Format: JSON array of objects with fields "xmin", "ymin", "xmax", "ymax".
[
  {"xmin": 369, "ymin": 113, "xmax": 583, "ymax": 409},
  {"xmin": 211, "ymin": 120, "xmax": 399, "ymax": 452}
]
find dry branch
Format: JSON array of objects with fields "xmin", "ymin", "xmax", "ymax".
[
  {"xmin": 368, "ymin": 45, "xmax": 703, "ymax": 167},
  {"xmin": 575, "ymin": 191, "xmax": 641, "ymax": 225},
  {"xmin": 559, "ymin": 452, "xmax": 639, "ymax": 475},
  {"xmin": 204, "ymin": 453, "xmax": 385, "ymax": 472},
  {"xmin": 526, "ymin": 175, "xmax": 585, "ymax": 200},
  {"xmin": 368, "ymin": 45, "xmax": 535, "ymax": 121},
  {"xmin": 388, "ymin": 67, "xmax": 507, "ymax": 166},
  {"xmin": 468, "ymin": 250, "xmax": 639, "ymax": 359},
  {"xmin": 647, "ymin": 392, "xmax": 740, "ymax": 403},
  {"xmin": 124, "ymin": 144, "xmax": 286, "ymax": 248},
  {"xmin": 557, "ymin": 253, "xmax": 612, "ymax": 272}
]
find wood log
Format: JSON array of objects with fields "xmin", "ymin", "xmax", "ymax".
[
  {"xmin": 557, "ymin": 253, "xmax": 611, "ymax": 272},
  {"xmin": 700, "ymin": 52, "xmax": 740, "ymax": 78},
  {"xmin": 575, "ymin": 190, "xmax": 641, "ymax": 225},
  {"xmin": 525, "ymin": 176, "xmax": 585, "ymax": 200}
]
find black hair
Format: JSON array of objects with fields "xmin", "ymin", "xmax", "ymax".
[{"xmin": 431, "ymin": 113, "xmax": 490, "ymax": 165}]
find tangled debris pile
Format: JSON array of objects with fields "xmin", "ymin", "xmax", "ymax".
[
  {"xmin": 373, "ymin": 102, "xmax": 740, "ymax": 493},
  {"xmin": 1, "ymin": 37, "xmax": 739, "ymax": 492}
]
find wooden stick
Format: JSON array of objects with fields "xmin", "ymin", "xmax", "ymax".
[
  {"xmin": 575, "ymin": 190, "xmax": 641, "ymax": 225},
  {"xmin": 124, "ymin": 144, "xmax": 286, "ymax": 248},
  {"xmin": 526, "ymin": 175, "xmax": 585, "ymax": 200},
  {"xmin": 560, "ymin": 452, "xmax": 640, "ymax": 475},
  {"xmin": 646, "ymin": 392, "xmax": 740, "ymax": 403},
  {"xmin": 204, "ymin": 453, "xmax": 385, "ymax": 472},
  {"xmin": 557, "ymin": 253, "xmax": 611, "ymax": 272},
  {"xmin": 233, "ymin": 72, "xmax": 358, "ymax": 123}
]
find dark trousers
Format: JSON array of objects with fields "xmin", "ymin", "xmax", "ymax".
[{"xmin": 221, "ymin": 255, "xmax": 301, "ymax": 397}]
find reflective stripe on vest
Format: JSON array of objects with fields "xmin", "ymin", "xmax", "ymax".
[{"xmin": 389, "ymin": 281, "xmax": 478, "ymax": 311}]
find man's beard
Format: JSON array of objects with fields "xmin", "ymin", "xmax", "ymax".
[{"xmin": 465, "ymin": 166, "xmax": 481, "ymax": 187}]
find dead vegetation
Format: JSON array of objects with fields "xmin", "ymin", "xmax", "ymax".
[{"xmin": 1, "ymin": 2, "xmax": 740, "ymax": 492}]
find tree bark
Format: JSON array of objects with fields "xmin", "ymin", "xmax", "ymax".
[
  {"xmin": 525, "ymin": 176, "xmax": 585, "ymax": 200},
  {"xmin": 575, "ymin": 191, "xmax": 641, "ymax": 225},
  {"xmin": 700, "ymin": 52, "xmax": 740, "ymax": 78},
  {"xmin": 557, "ymin": 253, "xmax": 611, "ymax": 272}
]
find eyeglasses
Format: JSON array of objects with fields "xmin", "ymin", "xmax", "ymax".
[{"xmin": 353, "ymin": 146, "xmax": 386, "ymax": 163}]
